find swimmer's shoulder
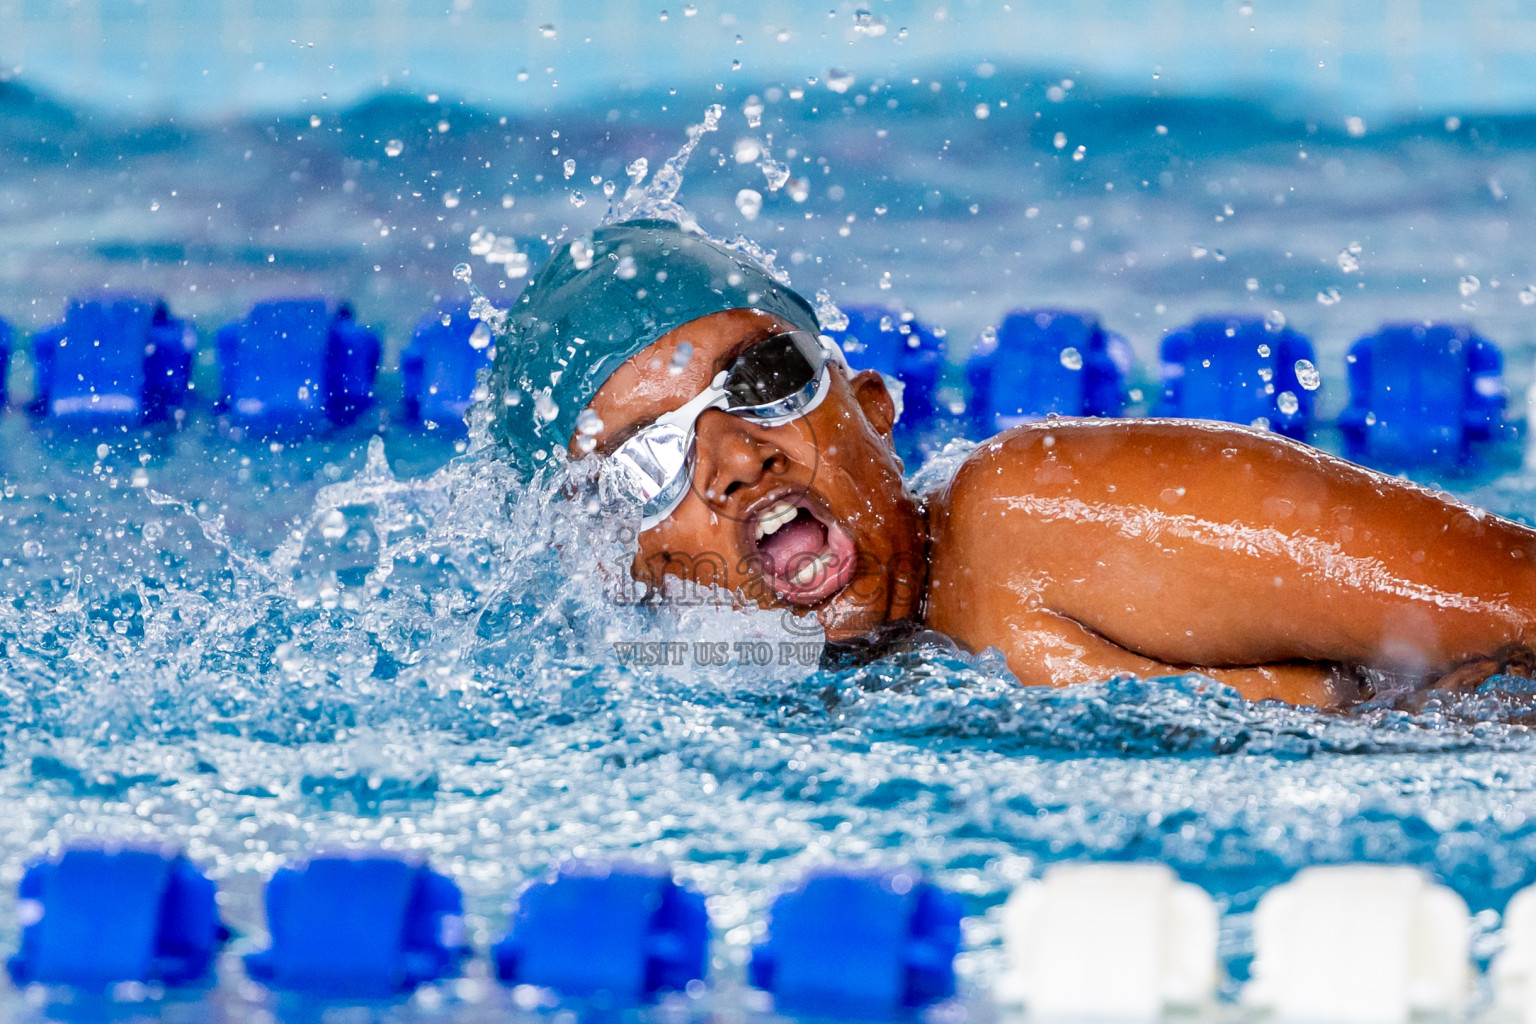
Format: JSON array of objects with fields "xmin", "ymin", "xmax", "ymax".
[
  {"xmin": 935, "ymin": 418, "xmax": 1146, "ymax": 517},
  {"xmin": 934, "ymin": 417, "xmax": 1296, "ymax": 520},
  {"xmin": 926, "ymin": 421, "xmax": 1120, "ymax": 586}
]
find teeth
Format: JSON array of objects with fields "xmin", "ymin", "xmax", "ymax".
[
  {"xmin": 789, "ymin": 552, "xmax": 834, "ymax": 587},
  {"xmin": 754, "ymin": 502, "xmax": 799, "ymax": 540}
]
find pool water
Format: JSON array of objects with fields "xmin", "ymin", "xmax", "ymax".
[{"xmin": 5, "ymin": 68, "xmax": 1536, "ymax": 1016}]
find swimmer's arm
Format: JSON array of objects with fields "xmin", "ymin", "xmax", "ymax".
[
  {"xmin": 923, "ymin": 418, "xmax": 1536, "ymax": 704},
  {"xmin": 937, "ymin": 602, "xmax": 1356, "ymax": 706}
]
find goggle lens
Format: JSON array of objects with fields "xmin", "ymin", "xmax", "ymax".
[{"xmin": 599, "ymin": 330, "xmax": 831, "ymax": 529}]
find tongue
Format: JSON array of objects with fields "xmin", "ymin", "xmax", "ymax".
[{"xmin": 758, "ymin": 512, "xmax": 828, "ymax": 577}]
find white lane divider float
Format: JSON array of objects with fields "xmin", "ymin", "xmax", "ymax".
[
  {"xmin": 1244, "ymin": 865, "xmax": 1471, "ymax": 1024},
  {"xmin": 1494, "ymin": 883, "xmax": 1536, "ymax": 1023},
  {"xmin": 999, "ymin": 861, "xmax": 1218, "ymax": 1020}
]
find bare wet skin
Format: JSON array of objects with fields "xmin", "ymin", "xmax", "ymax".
[{"xmin": 581, "ymin": 309, "xmax": 1536, "ymax": 708}]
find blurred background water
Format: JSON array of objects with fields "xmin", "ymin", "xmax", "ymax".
[{"xmin": 3, "ymin": 2, "xmax": 1536, "ymax": 1016}]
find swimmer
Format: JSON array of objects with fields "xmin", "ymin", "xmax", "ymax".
[{"xmin": 492, "ymin": 218, "xmax": 1536, "ymax": 707}]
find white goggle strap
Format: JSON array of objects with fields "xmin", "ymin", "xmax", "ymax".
[
  {"xmin": 654, "ymin": 370, "xmax": 731, "ymax": 432},
  {"xmin": 818, "ymin": 333, "xmax": 850, "ymax": 371}
]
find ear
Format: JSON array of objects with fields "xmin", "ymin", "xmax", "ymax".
[{"xmin": 849, "ymin": 369, "xmax": 897, "ymax": 439}]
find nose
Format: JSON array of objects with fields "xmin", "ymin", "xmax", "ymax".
[{"xmin": 691, "ymin": 410, "xmax": 791, "ymax": 509}]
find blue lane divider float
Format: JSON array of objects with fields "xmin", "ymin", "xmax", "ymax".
[
  {"xmin": 822, "ymin": 305, "xmax": 947, "ymax": 449},
  {"xmin": 243, "ymin": 853, "xmax": 467, "ymax": 997},
  {"xmin": 216, "ymin": 299, "xmax": 380, "ymax": 436},
  {"xmin": 7, "ymin": 846, "xmax": 227, "ymax": 988},
  {"xmin": 750, "ymin": 867, "xmax": 962, "ymax": 1018},
  {"xmin": 30, "ymin": 298, "xmax": 196, "ymax": 427},
  {"xmin": 493, "ymin": 860, "xmax": 708, "ymax": 1003},
  {"xmin": 325, "ymin": 303, "xmax": 383, "ymax": 427},
  {"xmin": 400, "ymin": 302, "xmax": 496, "ymax": 433},
  {"xmin": 965, "ymin": 309, "xmax": 1132, "ymax": 438},
  {"xmin": 1157, "ymin": 315, "xmax": 1317, "ymax": 439},
  {"xmin": 1338, "ymin": 322, "xmax": 1509, "ymax": 468}
]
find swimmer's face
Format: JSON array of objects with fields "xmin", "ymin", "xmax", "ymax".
[{"xmin": 580, "ymin": 308, "xmax": 927, "ymax": 639}]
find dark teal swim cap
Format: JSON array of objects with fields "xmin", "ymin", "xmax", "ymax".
[{"xmin": 489, "ymin": 218, "xmax": 820, "ymax": 470}]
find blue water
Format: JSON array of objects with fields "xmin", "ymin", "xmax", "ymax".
[{"xmin": 6, "ymin": 67, "xmax": 1536, "ymax": 1016}]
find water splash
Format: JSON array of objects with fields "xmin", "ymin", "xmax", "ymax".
[{"xmin": 606, "ymin": 104, "xmax": 725, "ymax": 228}]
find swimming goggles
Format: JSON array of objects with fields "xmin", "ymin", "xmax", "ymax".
[{"xmin": 601, "ymin": 329, "xmax": 839, "ymax": 531}]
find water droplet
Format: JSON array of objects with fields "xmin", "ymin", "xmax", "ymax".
[
  {"xmin": 21, "ymin": 539, "xmax": 42, "ymax": 558},
  {"xmin": 1316, "ymin": 287, "xmax": 1341, "ymax": 306},
  {"xmin": 569, "ymin": 191, "xmax": 586, "ymax": 208},
  {"xmin": 743, "ymin": 96, "xmax": 764, "ymax": 128},
  {"xmin": 1345, "ymin": 115, "xmax": 1366, "ymax": 138},
  {"xmin": 814, "ymin": 290, "xmax": 848, "ymax": 331},
  {"xmin": 453, "ymin": 263, "xmax": 473, "ymax": 283},
  {"xmin": 1059, "ymin": 347, "xmax": 1083, "ymax": 371},
  {"xmin": 569, "ymin": 239, "xmax": 593, "ymax": 271},
  {"xmin": 1276, "ymin": 391, "xmax": 1300, "ymax": 415},
  {"xmin": 1460, "ymin": 275, "xmax": 1481, "ymax": 297},
  {"xmin": 501, "ymin": 194, "xmax": 515, "ymax": 208},
  {"xmin": 149, "ymin": 201, "xmax": 160, "ymax": 212},
  {"xmin": 1072, "ymin": 145, "xmax": 1087, "ymax": 161},
  {"xmin": 786, "ymin": 178, "xmax": 809, "ymax": 203},
  {"xmin": 974, "ymin": 103, "xmax": 990, "ymax": 120},
  {"xmin": 668, "ymin": 342, "xmax": 694, "ymax": 375},
  {"xmin": 1053, "ymin": 131, "xmax": 1068, "ymax": 149},
  {"xmin": 309, "ymin": 113, "xmax": 322, "ymax": 128},
  {"xmin": 683, "ymin": 3, "xmax": 697, "ymax": 14},
  {"xmin": 626, "ymin": 157, "xmax": 648, "ymax": 183},
  {"xmin": 852, "ymin": 8, "xmax": 887, "ymax": 35},
  {"xmin": 436, "ymin": 119, "xmax": 451, "ymax": 134},
  {"xmin": 1521, "ymin": 286, "xmax": 1536, "ymax": 306},
  {"xmin": 320, "ymin": 509, "xmax": 348, "ymax": 540},
  {"xmin": 616, "ymin": 255, "xmax": 637, "ymax": 280},
  {"xmin": 733, "ymin": 138, "xmax": 761, "ymax": 164},
  {"xmin": 385, "ymin": 139, "xmax": 404, "ymax": 157},
  {"xmin": 1295, "ymin": 359, "xmax": 1321, "ymax": 391},
  {"xmin": 1337, "ymin": 249, "xmax": 1360, "ymax": 273},
  {"xmin": 130, "ymin": 468, "xmax": 149, "ymax": 488},
  {"xmin": 534, "ymin": 390, "xmax": 559, "ymax": 423},
  {"xmin": 443, "ymin": 192, "xmax": 461, "ymax": 209},
  {"xmin": 563, "ymin": 158, "xmax": 576, "ymax": 179},
  {"xmin": 878, "ymin": 271, "xmax": 893, "ymax": 291},
  {"xmin": 825, "ymin": 68, "xmax": 855, "ymax": 94},
  {"xmin": 440, "ymin": 313, "xmax": 453, "ymax": 326},
  {"xmin": 1256, "ymin": 344, "xmax": 1271, "ymax": 358},
  {"xmin": 576, "ymin": 409, "xmax": 605, "ymax": 436},
  {"xmin": 1264, "ymin": 309, "xmax": 1287, "ymax": 332},
  {"xmin": 539, "ymin": 23, "xmax": 556, "ymax": 38},
  {"xmin": 735, "ymin": 188, "xmax": 763, "ymax": 220},
  {"xmin": 469, "ymin": 322, "xmax": 493, "ymax": 349}
]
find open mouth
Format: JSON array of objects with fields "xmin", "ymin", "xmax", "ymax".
[{"xmin": 748, "ymin": 495, "xmax": 859, "ymax": 607}]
